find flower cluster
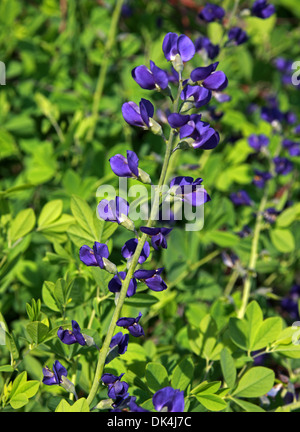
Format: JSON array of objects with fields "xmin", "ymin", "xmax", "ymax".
[{"xmin": 101, "ymin": 372, "xmax": 184, "ymax": 413}]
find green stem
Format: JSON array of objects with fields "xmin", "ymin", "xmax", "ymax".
[
  {"xmin": 86, "ymin": 75, "xmax": 183, "ymax": 407},
  {"xmin": 224, "ymin": 270, "xmax": 239, "ymax": 297},
  {"xmin": 237, "ymin": 188, "xmax": 269, "ymax": 319},
  {"xmin": 168, "ymin": 249, "xmax": 220, "ymax": 289},
  {"xmin": 86, "ymin": 0, "xmax": 124, "ymax": 143}
]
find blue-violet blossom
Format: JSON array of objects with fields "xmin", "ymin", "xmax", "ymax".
[
  {"xmin": 116, "ymin": 312, "xmax": 145, "ymax": 337},
  {"xmin": 57, "ymin": 320, "xmax": 86, "ymax": 346},
  {"xmin": 152, "ymin": 386, "xmax": 185, "ymax": 412}
]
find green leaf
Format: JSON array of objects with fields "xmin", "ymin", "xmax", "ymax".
[
  {"xmin": 204, "ymin": 230, "xmax": 239, "ymax": 247},
  {"xmin": 67, "ymin": 224, "xmax": 96, "ymax": 248},
  {"xmin": 18, "ymin": 380, "xmax": 40, "ymax": 398},
  {"xmin": 54, "ymin": 278, "xmax": 67, "ymax": 307},
  {"xmin": 35, "ymin": 92, "xmax": 59, "ymax": 119},
  {"xmin": 39, "ymin": 214, "xmax": 74, "ymax": 233},
  {"xmin": 228, "ymin": 318, "xmax": 249, "ymax": 351},
  {"xmin": 55, "ymin": 399, "xmax": 73, "ymax": 412},
  {"xmin": 10, "ymin": 393, "xmax": 29, "ymax": 409},
  {"xmin": 271, "ymin": 326, "xmax": 300, "ymax": 358},
  {"xmin": 196, "ymin": 394, "xmax": 227, "ymax": 411},
  {"xmin": 270, "ymin": 229, "xmax": 295, "ymax": 253},
  {"xmin": 187, "ymin": 315, "xmax": 223, "ymax": 360},
  {"xmin": 10, "ymin": 208, "xmax": 36, "ymax": 243},
  {"xmin": 70, "ymin": 195, "xmax": 100, "ymax": 240},
  {"xmin": 220, "ymin": 348, "xmax": 236, "ymax": 389},
  {"xmin": 71, "ymin": 398, "xmax": 90, "ymax": 412},
  {"xmin": 125, "ymin": 293, "xmax": 158, "ymax": 308},
  {"xmin": 0, "ymin": 365, "xmax": 14, "ymax": 372},
  {"xmin": 252, "ymin": 317, "xmax": 282, "ymax": 351},
  {"xmin": 276, "ymin": 205, "xmax": 300, "ymax": 228},
  {"xmin": 26, "ymin": 321, "xmax": 49, "ymax": 344},
  {"xmin": 229, "ymin": 301, "xmax": 265, "ymax": 351},
  {"xmin": 9, "ymin": 371, "xmax": 28, "ymax": 401},
  {"xmin": 145, "ymin": 362, "xmax": 169, "ymax": 393},
  {"xmin": 207, "ymin": 21, "xmax": 224, "ymax": 44},
  {"xmin": 231, "ymin": 397, "xmax": 266, "ymax": 412},
  {"xmin": 37, "ymin": 199, "xmax": 63, "ymax": 229},
  {"xmin": 232, "ymin": 367, "xmax": 274, "ymax": 398},
  {"xmin": 171, "ymin": 358, "xmax": 194, "ymax": 392},
  {"xmin": 191, "ymin": 381, "xmax": 221, "ymax": 395},
  {"xmin": 5, "ymin": 331, "xmax": 20, "ymax": 360},
  {"xmin": 244, "ymin": 301, "xmax": 263, "ymax": 350},
  {"xmin": 42, "ymin": 281, "xmax": 60, "ymax": 312}
]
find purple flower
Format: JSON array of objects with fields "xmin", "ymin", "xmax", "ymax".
[
  {"xmin": 213, "ymin": 92, "xmax": 231, "ymax": 103},
  {"xmin": 263, "ymin": 207, "xmax": 280, "ymax": 224},
  {"xmin": 294, "ymin": 125, "xmax": 300, "ymax": 134},
  {"xmin": 128, "ymin": 396, "xmax": 149, "ymax": 412},
  {"xmin": 162, "ymin": 32, "xmax": 195, "ymax": 62},
  {"xmin": 170, "ymin": 176, "xmax": 211, "ymax": 207},
  {"xmin": 132, "ymin": 61, "xmax": 169, "ymax": 90},
  {"xmin": 252, "ymin": 350, "xmax": 269, "ymax": 366},
  {"xmin": 168, "ymin": 113, "xmax": 220, "ymax": 150},
  {"xmin": 252, "ymin": 0, "xmax": 275, "ymax": 19},
  {"xmin": 140, "ymin": 226, "xmax": 172, "ymax": 250},
  {"xmin": 79, "ymin": 242, "xmax": 109, "ymax": 268},
  {"xmin": 110, "ymin": 332, "xmax": 129, "ymax": 355},
  {"xmin": 108, "ymin": 271, "xmax": 137, "ymax": 297},
  {"xmin": 285, "ymin": 111, "xmax": 297, "ymax": 125},
  {"xmin": 261, "ymin": 106, "xmax": 284, "ymax": 123},
  {"xmin": 221, "ymin": 251, "xmax": 240, "ymax": 269},
  {"xmin": 97, "ymin": 196, "xmax": 129, "ymax": 224},
  {"xmin": 101, "ymin": 373, "xmax": 129, "ymax": 400},
  {"xmin": 121, "ymin": 238, "xmax": 150, "ymax": 264},
  {"xmin": 152, "ymin": 387, "xmax": 185, "ymax": 412},
  {"xmin": 273, "ymin": 157, "xmax": 293, "ymax": 175},
  {"xmin": 190, "ymin": 62, "xmax": 228, "ymax": 92},
  {"xmin": 282, "ymin": 139, "xmax": 300, "ymax": 157},
  {"xmin": 116, "ymin": 312, "xmax": 145, "ymax": 337},
  {"xmin": 274, "ymin": 62, "xmax": 298, "ymax": 87},
  {"xmin": 122, "ymin": 98, "xmax": 154, "ymax": 128},
  {"xmin": 230, "ymin": 190, "xmax": 252, "ymax": 206},
  {"xmin": 181, "ymin": 85, "xmax": 212, "ymax": 108},
  {"xmin": 236, "ymin": 225, "xmax": 252, "ymax": 238},
  {"xmin": 195, "ymin": 36, "xmax": 220, "ymax": 60},
  {"xmin": 121, "ymin": 3, "xmax": 133, "ymax": 18},
  {"xmin": 253, "ymin": 169, "xmax": 272, "ymax": 188},
  {"xmin": 57, "ymin": 320, "xmax": 86, "ymax": 346},
  {"xmin": 109, "ymin": 150, "xmax": 139, "ymax": 178},
  {"xmin": 111, "ymin": 395, "xmax": 149, "ymax": 412},
  {"xmin": 134, "ymin": 268, "xmax": 167, "ymax": 292},
  {"xmin": 275, "ymin": 57, "xmax": 293, "ymax": 74},
  {"xmin": 248, "ymin": 134, "xmax": 269, "ymax": 151},
  {"xmin": 227, "ymin": 27, "xmax": 249, "ymax": 45},
  {"xmin": 42, "ymin": 360, "xmax": 68, "ymax": 386},
  {"xmin": 198, "ymin": 3, "xmax": 225, "ymax": 22}
]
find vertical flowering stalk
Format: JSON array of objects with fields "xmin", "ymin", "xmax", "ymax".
[
  {"xmin": 237, "ymin": 188, "xmax": 269, "ymax": 319},
  {"xmin": 86, "ymin": 81, "xmax": 183, "ymax": 407},
  {"xmin": 86, "ymin": 32, "xmax": 227, "ymax": 407},
  {"xmin": 237, "ymin": 139, "xmax": 281, "ymax": 319}
]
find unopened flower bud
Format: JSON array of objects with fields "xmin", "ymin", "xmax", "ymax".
[
  {"xmin": 102, "ymin": 258, "xmax": 118, "ymax": 275},
  {"xmin": 149, "ymin": 118, "xmax": 163, "ymax": 136},
  {"xmin": 95, "ymin": 398, "xmax": 114, "ymax": 410},
  {"xmin": 138, "ymin": 168, "xmax": 152, "ymax": 185},
  {"xmin": 60, "ymin": 376, "xmax": 77, "ymax": 399},
  {"xmin": 119, "ymin": 216, "xmax": 136, "ymax": 232},
  {"xmin": 172, "ymin": 53, "xmax": 184, "ymax": 73}
]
